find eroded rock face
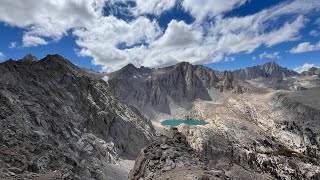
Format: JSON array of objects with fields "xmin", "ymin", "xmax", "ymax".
[
  {"xmin": 0, "ymin": 55, "xmax": 155, "ymax": 179},
  {"xmin": 108, "ymin": 62, "xmax": 252, "ymax": 118}
]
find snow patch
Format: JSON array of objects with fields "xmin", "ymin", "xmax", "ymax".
[{"xmin": 102, "ymin": 76, "xmax": 109, "ymax": 84}]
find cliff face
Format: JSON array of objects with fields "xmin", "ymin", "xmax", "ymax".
[
  {"xmin": 108, "ymin": 62, "xmax": 251, "ymax": 117},
  {"xmin": 0, "ymin": 55, "xmax": 155, "ymax": 179},
  {"xmin": 232, "ymin": 61, "xmax": 299, "ymax": 80}
]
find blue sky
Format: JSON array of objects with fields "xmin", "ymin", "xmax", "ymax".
[{"xmin": 0, "ymin": 0, "xmax": 319, "ymax": 72}]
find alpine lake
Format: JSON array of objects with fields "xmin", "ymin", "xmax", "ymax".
[{"xmin": 161, "ymin": 118, "xmax": 208, "ymax": 127}]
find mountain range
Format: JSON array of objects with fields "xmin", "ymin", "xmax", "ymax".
[{"xmin": 0, "ymin": 54, "xmax": 320, "ymax": 180}]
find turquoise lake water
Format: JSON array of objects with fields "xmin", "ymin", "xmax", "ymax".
[{"xmin": 161, "ymin": 119, "xmax": 208, "ymax": 126}]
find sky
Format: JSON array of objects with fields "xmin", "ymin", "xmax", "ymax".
[{"xmin": 0, "ymin": 0, "xmax": 319, "ymax": 73}]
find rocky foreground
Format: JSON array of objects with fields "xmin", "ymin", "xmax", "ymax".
[{"xmin": 129, "ymin": 127, "xmax": 274, "ymax": 180}]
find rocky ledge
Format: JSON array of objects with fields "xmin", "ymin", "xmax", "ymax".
[{"xmin": 128, "ymin": 127, "xmax": 219, "ymax": 180}]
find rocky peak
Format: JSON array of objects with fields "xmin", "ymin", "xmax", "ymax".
[
  {"xmin": 175, "ymin": 61, "xmax": 193, "ymax": 71},
  {"xmin": 309, "ymin": 67, "xmax": 319, "ymax": 71},
  {"xmin": 42, "ymin": 54, "xmax": 72, "ymax": 64},
  {"xmin": 232, "ymin": 61, "xmax": 299, "ymax": 80},
  {"xmin": 177, "ymin": 61, "xmax": 191, "ymax": 67},
  {"xmin": 301, "ymin": 67, "xmax": 320, "ymax": 76},
  {"xmin": 39, "ymin": 54, "xmax": 79, "ymax": 73},
  {"xmin": 19, "ymin": 54, "xmax": 38, "ymax": 62},
  {"xmin": 123, "ymin": 63, "xmax": 137, "ymax": 70},
  {"xmin": 116, "ymin": 63, "xmax": 151, "ymax": 77},
  {"xmin": 264, "ymin": 61, "xmax": 279, "ymax": 68}
]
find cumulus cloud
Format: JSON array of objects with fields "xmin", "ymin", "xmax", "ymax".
[
  {"xmin": 0, "ymin": 52, "xmax": 5, "ymax": 59},
  {"xmin": 151, "ymin": 20, "xmax": 203, "ymax": 48},
  {"xmin": 23, "ymin": 34, "xmax": 48, "ymax": 47},
  {"xmin": 132, "ymin": 0, "xmax": 176, "ymax": 16},
  {"xmin": 289, "ymin": 41, "xmax": 320, "ymax": 54},
  {"xmin": 73, "ymin": 16, "xmax": 162, "ymax": 71},
  {"xmin": 259, "ymin": 52, "xmax": 280, "ymax": 59},
  {"xmin": 315, "ymin": 17, "xmax": 320, "ymax": 26},
  {"xmin": 211, "ymin": 14, "xmax": 306, "ymax": 54},
  {"xmin": 182, "ymin": 0, "xmax": 247, "ymax": 21},
  {"xmin": 9, "ymin": 42, "xmax": 17, "ymax": 48},
  {"xmin": 294, "ymin": 63, "xmax": 319, "ymax": 73},
  {"xmin": 0, "ymin": 0, "xmax": 105, "ymax": 47},
  {"xmin": 310, "ymin": 30, "xmax": 319, "ymax": 37},
  {"xmin": 0, "ymin": 0, "xmax": 320, "ymax": 71}
]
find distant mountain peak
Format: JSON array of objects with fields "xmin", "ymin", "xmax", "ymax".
[
  {"xmin": 232, "ymin": 61, "xmax": 299, "ymax": 80},
  {"xmin": 19, "ymin": 54, "xmax": 38, "ymax": 62},
  {"xmin": 42, "ymin": 54, "xmax": 75, "ymax": 67},
  {"xmin": 122, "ymin": 63, "xmax": 137, "ymax": 70},
  {"xmin": 301, "ymin": 66, "xmax": 320, "ymax": 76},
  {"xmin": 177, "ymin": 61, "xmax": 191, "ymax": 66},
  {"xmin": 264, "ymin": 61, "xmax": 279, "ymax": 67}
]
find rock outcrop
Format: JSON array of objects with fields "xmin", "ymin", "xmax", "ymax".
[
  {"xmin": 129, "ymin": 127, "xmax": 275, "ymax": 180},
  {"xmin": 0, "ymin": 54, "xmax": 155, "ymax": 179},
  {"xmin": 128, "ymin": 127, "xmax": 207, "ymax": 179},
  {"xmin": 232, "ymin": 61, "xmax": 299, "ymax": 80}
]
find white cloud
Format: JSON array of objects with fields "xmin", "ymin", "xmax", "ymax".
[
  {"xmin": 73, "ymin": 16, "xmax": 162, "ymax": 71},
  {"xmin": 315, "ymin": 17, "xmax": 320, "ymax": 26},
  {"xmin": 310, "ymin": 30, "xmax": 319, "ymax": 37},
  {"xmin": 0, "ymin": 52, "xmax": 5, "ymax": 59},
  {"xmin": 132, "ymin": 0, "xmax": 176, "ymax": 16},
  {"xmin": 289, "ymin": 41, "xmax": 320, "ymax": 54},
  {"xmin": 22, "ymin": 34, "xmax": 48, "ymax": 47},
  {"xmin": 9, "ymin": 42, "xmax": 17, "ymax": 48},
  {"xmin": 259, "ymin": 52, "xmax": 280, "ymax": 59},
  {"xmin": 151, "ymin": 20, "xmax": 203, "ymax": 48},
  {"xmin": 294, "ymin": 63, "xmax": 319, "ymax": 73},
  {"xmin": 0, "ymin": 0, "xmax": 106, "ymax": 47},
  {"xmin": 224, "ymin": 56, "xmax": 235, "ymax": 62},
  {"xmin": 0, "ymin": 0, "xmax": 320, "ymax": 71},
  {"xmin": 182, "ymin": 0, "xmax": 247, "ymax": 21}
]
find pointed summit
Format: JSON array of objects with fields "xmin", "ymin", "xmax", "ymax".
[
  {"xmin": 122, "ymin": 63, "xmax": 137, "ymax": 70},
  {"xmin": 301, "ymin": 67, "xmax": 320, "ymax": 76},
  {"xmin": 177, "ymin": 61, "xmax": 191, "ymax": 66},
  {"xmin": 42, "ymin": 54, "xmax": 75, "ymax": 67},
  {"xmin": 232, "ymin": 61, "xmax": 299, "ymax": 79},
  {"xmin": 19, "ymin": 54, "xmax": 38, "ymax": 62}
]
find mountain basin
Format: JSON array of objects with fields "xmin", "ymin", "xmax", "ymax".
[{"xmin": 161, "ymin": 119, "xmax": 208, "ymax": 127}]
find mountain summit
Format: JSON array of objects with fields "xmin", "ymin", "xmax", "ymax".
[
  {"xmin": 232, "ymin": 61, "xmax": 299, "ymax": 80},
  {"xmin": 19, "ymin": 54, "xmax": 38, "ymax": 62}
]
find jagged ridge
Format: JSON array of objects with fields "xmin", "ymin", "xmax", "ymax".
[{"xmin": 0, "ymin": 54, "xmax": 155, "ymax": 179}]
